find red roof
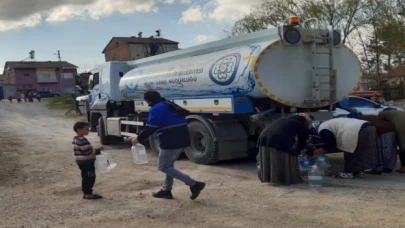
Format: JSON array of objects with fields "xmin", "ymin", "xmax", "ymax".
[
  {"xmin": 351, "ymin": 91, "xmax": 383, "ymax": 97},
  {"xmin": 5, "ymin": 61, "xmax": 77, "ymax": 69},
  {"xmin": 102, "ymin": 37, "xmax": 179, "ymax": 53}
]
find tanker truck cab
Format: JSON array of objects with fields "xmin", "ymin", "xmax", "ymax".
[
  {"xmin": 87, "ymin": 62, "xmax": 134, "ymax": 136},
  {"xmin": 90, "ymin": 16, "xmax": 362, "ymax": 165}
]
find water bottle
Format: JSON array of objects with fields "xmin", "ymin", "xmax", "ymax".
[
  {"xmin": 131, "ymin": 143, "xmax": 149, "ymax": 164},
  {"xmin": 95, "ymin": 152, "xmax": 117, "ymax": 173},
  {"xmin": 315, "ymin": 155, "xmax": 331, "ymax": 176},
  {"xmin": 308, "ymin": 165, "xmax": 323, "ymax": 188},
  {"xmin": 298, "ymin": 153, "xmax": 311, "ymax": 172}
]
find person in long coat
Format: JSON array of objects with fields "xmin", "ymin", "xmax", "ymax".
[
  {"xmin": 357, "ymin": 114, "xmax": 397, "ymax": 174},
  {"xmin": 378, "ymin": 110, "xmax": 405, "ymax": 174},
  {"xmin": 257, "ymin": 113, "xmax": 311, "ymax": 185}
]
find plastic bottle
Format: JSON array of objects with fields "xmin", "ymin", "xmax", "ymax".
[
  {"xmin": 315, "ymin": 155, "xmax": 331, "ymax": 176},
  {"xmin": 308, "ymin": 165, "xmax": 323, "ymax": 188},
  {"xmin": 131, "ymin": 143, "xmax": 149, "ymax": 164},
  {"xmin": 95, "ymin": 152, "xmax": 117, "ymax": 173},
  {"xmin": 298, "ymin": 153, "xmax": 312, "ymax": 172}
]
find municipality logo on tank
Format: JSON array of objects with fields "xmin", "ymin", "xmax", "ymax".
[{"xmin": 209, "ymin": 53, "xmax": 241, "ymax": 86}]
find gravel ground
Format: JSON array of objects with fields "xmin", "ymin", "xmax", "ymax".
[{"xmin": 1, "ymin": 100, "xmax": 405, "ymax": 228}]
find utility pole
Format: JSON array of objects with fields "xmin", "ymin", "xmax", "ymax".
[
  {"xmin": 29, "ymin": 50, "xmax": 35, "ymax": 61},
  {"xmin": 55, "ymin": 50, "xmax": 63, "ymax": 94}
]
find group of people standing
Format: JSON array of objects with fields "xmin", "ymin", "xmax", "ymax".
[
  {"xmin": 257, "ymin": 110, "xmax": 405, "ymax": 185},
  {"xmin": 7, "ymin": 91, "xmax": 41, "ymax": 103}
]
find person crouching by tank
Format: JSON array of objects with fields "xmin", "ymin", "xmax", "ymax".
[
  {"xmin": 378, "ymin": 110, "xmax": 405, "ymax": 174},
  {"xmin": 312, "ymin": 118, "xmax": 380, "ymax": 179},
  {"xmin": 355, "ymin": 114, "xmax": 398, "ymax": 174},
  {"xmin": 257, "ymin": 113, "xmax": 312, "ymax": 185}
]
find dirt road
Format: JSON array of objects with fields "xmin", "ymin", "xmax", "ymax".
[{"xmin": 1, "ymin": 100, "xmax": 405, "ymax": 228}]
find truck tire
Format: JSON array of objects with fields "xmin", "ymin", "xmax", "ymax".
[
  {"xmin": 149, "ymin": 134, "xmax": 185, "ymax": 160},
  {"xmin": 98, "ymin": 118, "xmax": 123, "ymax": 145},
  {"xmin": 185, "ymin": 121, "xmax": 218, "ymax": 165}
]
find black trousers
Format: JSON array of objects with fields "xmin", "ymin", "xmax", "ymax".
[
  {"xmin": 78, "ymin": 161, "xmax": 96, "ymax": 195},
  {"xmin": 399, "ymin": 150, "xmax": 405, "ymax": 167}
]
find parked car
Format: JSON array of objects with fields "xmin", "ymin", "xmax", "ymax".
[
  {"xmin": 34, "ymin": 91, "xmax": 60, "ymax": 98},
  {"xmin": 334, "ymin": 96, "xmax": 404, "ymax": 117}
]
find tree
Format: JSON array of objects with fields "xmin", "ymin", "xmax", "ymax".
[
  {"xmin": 78, "ymin": 63, "xmax": 100, "ymax": 73},
  {"xmin": 303, "ymin": 0, "xmax": 369, "ymax": 43},
  {"xmin": 224, "ymin": 0, "xmax": 308, "ymax": 37},
  {"xmin": 225, "ymin": 0, "xmax": 369, "ymax": 43},
  {"xmin": 351, "ymin": 0, "xmax": 405, "ymax": 89}
]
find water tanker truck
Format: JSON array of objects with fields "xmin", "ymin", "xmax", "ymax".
[{"xmin": 82, "ymin": 17, "xmax": 362, "ymax": 165}]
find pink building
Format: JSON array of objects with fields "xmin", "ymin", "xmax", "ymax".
[{"xmin": 2, "ymin": 61, "xmax": 78, "ymax": 94}]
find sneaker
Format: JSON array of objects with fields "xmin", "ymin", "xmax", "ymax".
[
  {"xmin": 152, "ymin": 190, "xmax": 174, "ymax": 200},
  {"xmin": 83, "ymin": 194, "xmax": 103, "ymax": 200},
  {"xmin": 190, "ymin": 181, "xmax": 205, "ymax": 200}
]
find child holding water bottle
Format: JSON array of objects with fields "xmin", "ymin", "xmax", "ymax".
[{"xmin": 73, "ymin": 122, "xmax": 104, "ymax": 200}]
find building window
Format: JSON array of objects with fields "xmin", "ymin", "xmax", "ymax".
[
  {"xmin": 23, "ymin": 73, "xmax": 29, "ymax": 77},
  {"xmin": 62, "ymin": 73, "xmax": 73, "ymax": 79},
  {"xmin": 37, "ymin": 73, "xmax": 57, "ymax": 83},
  {"xmin": 19, "ymin": 84, "xmax": 33, "ymax": 89},
  {"xmin": 64, "ymin": 88, "xmax": 75, "ymax": 93}
]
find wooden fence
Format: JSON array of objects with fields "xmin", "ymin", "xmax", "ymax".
[{"xmin": 382, "ymin": 86, "xmax": 405, "ymax": 100}]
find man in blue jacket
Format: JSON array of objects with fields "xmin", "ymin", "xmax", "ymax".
[{"xmin": 132, "ymin": 90, "xmax": 206, "ymax": 200}]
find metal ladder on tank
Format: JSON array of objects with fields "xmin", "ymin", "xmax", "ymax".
[{"xmin": 306, "ymin": 19, "xmax": 336, "ymax": 110}]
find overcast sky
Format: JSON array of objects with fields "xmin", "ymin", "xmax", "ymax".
[{"xmin": 0, "ymin": 0, "xmax": 262, "ymax": 73}]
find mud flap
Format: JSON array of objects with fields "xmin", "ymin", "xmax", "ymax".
[{"xmin": 257, "ymin": 148, "xmax": 270, "ymax": 182}]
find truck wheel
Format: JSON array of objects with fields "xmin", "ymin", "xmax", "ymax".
[
  {"xmin": 98, "ymin": 118, "xmax": 123, "ymax": 145},
  {"xmin": 185, "ymin": 121, "xmax": 218, "ymax": 165},
  {"xmin": 149, "ymin": 134, "xmax": 185, "ymax": 160}
]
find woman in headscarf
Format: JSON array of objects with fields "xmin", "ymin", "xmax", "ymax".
[
  {"xmin": 378, "ymin": 110, "xmax": 405, "ymax": 174},
  {"xmin": 356, "ymin": 114, "xmax": 397, "ymax": 174},
  {"xmin": 257, "ymin": 113, "xmax": 312, "ymax": 185},
  {"xmin": 313, "ymin": 118, "xmax": 379, "ymax": 179}
]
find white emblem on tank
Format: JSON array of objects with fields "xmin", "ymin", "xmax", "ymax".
[{"xmin": 209, "ymin": 53, "xmax": 241, "ymax": 86}]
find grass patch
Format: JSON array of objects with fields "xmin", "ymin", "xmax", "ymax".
[{"xmin": 47, "ymin": 95, "xmax": 75, "ymax": 110}]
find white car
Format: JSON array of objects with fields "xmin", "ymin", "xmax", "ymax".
[{"xmin": 334, "ymin": 96, "xmax": 404, "ymax": 117}]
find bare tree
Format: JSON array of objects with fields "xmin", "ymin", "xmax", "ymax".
[
  {"xmin": 78, "ymin": 63, "xmax": 101, "ymax": 73},
  {"xmin": 224, "ymin": 0, "xmax": 369, "ymax": 43},
  {"xmin": 224, "ymin": 0, "xmax": 307, "ymax": 37}
]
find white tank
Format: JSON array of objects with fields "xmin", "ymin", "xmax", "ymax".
[{"xmin": 119, "ymin": 27, "xmax": 362, "ymax": 108}]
